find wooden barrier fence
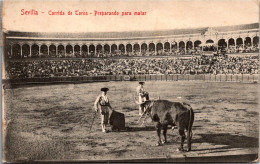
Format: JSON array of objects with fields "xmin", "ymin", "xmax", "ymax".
[{"xmin": 4, "ymin": 74, "xmax": 259, "ymax": 85}]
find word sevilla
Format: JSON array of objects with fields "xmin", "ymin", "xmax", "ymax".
[{"xmin": 21, "ymin": 9, "xmax": 39, "ymax": 15}]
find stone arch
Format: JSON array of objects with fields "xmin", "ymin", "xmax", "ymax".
[
  {"xmin": 31, "ymin": 44, "xmax": 39, "ymax": 58},
  {"xmin": 140, "ymin": 43, "xmax": 147, "ymax": 56},
  {"xmin": 236, "ymin": 37, "xmax": 243, "ymax": 46},
  {"xmin": 111, "ymin": 44, "xmax": 117, "ymax": 54},
  {"xmin": 133, "ymin": 43, "xmax": 140, "ymax": 52},
  {"xmin": 171, "ymin": 41, "xmax": 177, "ymax": 51},
  {"xmin": 141, "ymin": 43, "xmax": 148, "ymax": 52},
  {"xmin": 40, "ymin": 44, "xmax": 48, "ymax": 57},
  {"xmin": 104, "ymin": 44, "xmax": 110, "ymax": 53},
  {"xmin": 179, "ymin": 41, "xmax": 185, "ymax": 49},
  {"xmin": 164, "ymin": 42, "xmax": 170, "ymax": 52},
  {"xmin": 81, "ymin": 45, "xmax": 88, "ymax": 57},
  {"xmin": 96, "ymin": 44, "xmax": 102, "ymax": 53},
  {"xmin": 12, "ymin": 44, "xmax": 21, "ymax": 58},
  {"xmin": 89, "ymin": 44, "xmax": 95, "ymax": 57},
  {"xmin": 66, "ymin": 45, "xmax": 73, "ymax": 57},
  {"xmin": 148, "ymin": 43, "xmax": 155, "ymax": 52},
  {"xmin": 57, "ymin": 45, "xmax": 65, "ymax": 57},
  {"xmin": 156, "ymin": 42, "xmax": 163, "ymax": 52},
  {"xmin": 22, "ymin": 44, "xmax": 30, "ymax": 58},
  {"xmin": 228, "ymin": 38, "xmax": 235, "ymax": 46},
  {"xmin": 74, "ymin": 45, "xmax": 80, "ymax": 57},
  {"xmin": 203, "ymin": 40, "xmax": 215, "ymax": 51},
  {"xmin": 218, "ymin": 39, "xmax": 227, "ymax": 48},
  {"xmin": 119, "ymin": 44, "xmax": 125, "ymax": 54},
  {"xmin": 49, "ymin": 44, "xmax": 56, "ymax": 57},
  {"xmin": 253, "ymin": 36, "xmax": 259, "ymax": 46},
  {"xmin": 126, "ymin": 44, "xmax": 132, "ymax": 55},
  {"xmin": 244, "ymin": 37, "xmax": 252, "ymax": 47},
  {"xmin": 186, "ymin": 41, "xmax": 193, "ymax": 50}
]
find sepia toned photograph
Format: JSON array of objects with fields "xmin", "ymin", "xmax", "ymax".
[{"xmin": 1, "ymin": 0, "xmax": 259, "ymax": 162}]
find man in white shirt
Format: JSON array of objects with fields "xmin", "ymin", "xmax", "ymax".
[
  {"xmin": 136, "ymin": 82, "xmax": 148, "ymax": 115},
  {"xmin": 94, "ymin": 88, "xmax": 113, "ymax": 133}
]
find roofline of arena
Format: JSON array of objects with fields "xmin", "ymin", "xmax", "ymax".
[{"xmin": 4, "ymin": 23, "xmax": 259, "ymax": 40}]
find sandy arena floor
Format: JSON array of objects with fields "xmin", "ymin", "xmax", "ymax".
[{"xmin": 3, "ymin": 81, "xmax": 259, "ymax": 162}]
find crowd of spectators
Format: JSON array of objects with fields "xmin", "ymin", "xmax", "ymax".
[
  {"xmin": 6, "ymin": 54, "xmax": 259, "ymax": 79},
  {"xmin": 226, "ymin": 44, "xmax": 259, "ymax": 54}
]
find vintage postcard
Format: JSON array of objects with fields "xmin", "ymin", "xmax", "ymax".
[{"xmin": 1, "ymin": 0, "xmax": 259, "ymax": 162}]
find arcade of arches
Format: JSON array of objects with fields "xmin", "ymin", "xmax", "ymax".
[{"xmin": 6, "ymin": 36, "xmax": 259, "ymax": 59}]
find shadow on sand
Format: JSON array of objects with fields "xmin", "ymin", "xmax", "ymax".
[
  {"xmin": 113, "ymin": 126, "xmax": 156, "ymax": 132},
  {"xmin": 192, "ymin": 133, "xmax": 258, "ymax": 152}
]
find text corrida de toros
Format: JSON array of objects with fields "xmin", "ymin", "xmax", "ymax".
[{"xmin": 48, "ymin": 10, "xmax": 120, "ymax": 16}]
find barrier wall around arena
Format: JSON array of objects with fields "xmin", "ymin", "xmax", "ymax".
[{"xmin": 3, "ymin": 74, "xmax": 259, "ymax": 86}]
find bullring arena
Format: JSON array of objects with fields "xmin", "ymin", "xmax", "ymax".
[{"xmin": 2, "ymin": 23, "xmax": 259, "ymax": 162}]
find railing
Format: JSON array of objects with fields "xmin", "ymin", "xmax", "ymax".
[{"xmin": 3, "ymin": 74, "xmax": 259, "ymax": 85}]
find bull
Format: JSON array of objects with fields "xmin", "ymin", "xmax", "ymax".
[{"xmin": 136, "ymin": 100, "xmax": 194, "ymax": 151}]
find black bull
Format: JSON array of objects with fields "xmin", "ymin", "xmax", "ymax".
[{"xmin": 141, "ymin": 100, "xmax": 194, "ymax": 151}]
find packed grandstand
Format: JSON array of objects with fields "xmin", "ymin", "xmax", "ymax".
[
  {"xmin": 6, "ymin": 55, "xmax": 259, "ymax": 79},
  {"xmin": 3, "ymin": 23, "xmax": 259, "ymax": 80}
]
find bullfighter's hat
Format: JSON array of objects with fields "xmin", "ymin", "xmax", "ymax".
[
  {"xmin": 139, "ymin": 81, "xmax": 145, "ymax": 85},
  {"xmin": 101, "ymin": 88, "xmax": 109, "ymax": 92}
]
